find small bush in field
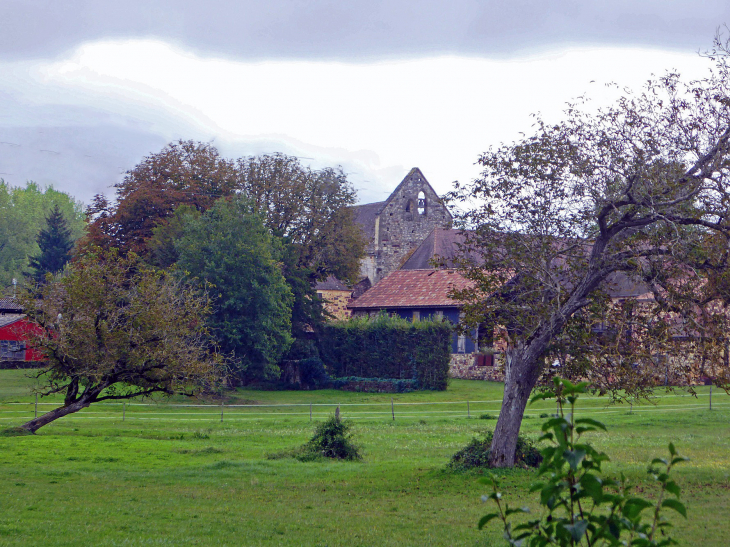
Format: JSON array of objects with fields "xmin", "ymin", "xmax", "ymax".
[
  {"xmin": 448, "ymin": 431, "xmax": 542, "ymax": 471},
  {"xmin": 268, "ymin": 415, "xmax": 362, "ymax": 462}
]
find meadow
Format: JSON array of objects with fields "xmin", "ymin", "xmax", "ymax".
[{"xmin": 1, "ymin": 369, "xmax": 729, "ymax": 546}]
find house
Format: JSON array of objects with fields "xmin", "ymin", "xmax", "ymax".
[
  {"xmin": 351, "ymin": 168, "xmax": 452, "ymax": 285},
  {"xmin": 0, "ymin": 298, "xmax": 44, "ymax": 365}
]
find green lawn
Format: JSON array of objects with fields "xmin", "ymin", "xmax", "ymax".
[{"xmin": 1, "ymin": 369, "xmax": 729, "ymax": 546}]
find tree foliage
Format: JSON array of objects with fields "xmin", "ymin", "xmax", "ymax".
[
  {"xmin": 27, "ymin": 204, "xmax": 75, "ymax": 284},
  {"xmin": 448, "ymin": 33, "xmax": 730, "ymax": 467},
  {"xmin": 84, "ymin": 142, "xmax": 365, "ymax": 283},
  {"xmin": 176, "ymin": 195, "xmax": 294, "ymax": 383},
  {"xmin": 17, "ymin": 249, "xmax": 221, "ymax": 433},
  {"xmin": 0, "ymin": 181, "xmax": 85, "ymax": 288}
]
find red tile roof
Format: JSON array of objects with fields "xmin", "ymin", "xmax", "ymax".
[{"xmin": 348, "ymin": 269, "xmax": 475, "ymax": 310}]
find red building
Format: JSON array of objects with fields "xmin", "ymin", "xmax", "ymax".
[{"xmin": 0, "ymin": 298, "xmax": 44, "ymax": 363}]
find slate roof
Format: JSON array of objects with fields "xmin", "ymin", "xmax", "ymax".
[
  {"xmin": 401, "ymin": 228, "xmax": 473, "ymax": 269},
  {"xmin": 314, "ymin": 276, "xmax": 350, "ymax": 292},
  {"xmin": 0, "ymin": 314, "xmax": 24, "ymax": 329},
  {"xmin": 350, "ymin": 201, "xmax": 385, "ymax": 241},
  {"xmin": 348, "ymin": 269, "xmax": 474, "ymax": 310},
  {"xmin": 0, "ymin": 297, "xmax": 22, "ymax": 314}
]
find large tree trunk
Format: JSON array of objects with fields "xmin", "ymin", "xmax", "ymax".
[
  {"xmin": 20, "ymin": 397, "xmax": 92, "ymax": 433},
  {"xmin": 488, "ymin": 343, "xmax": 543, "ymax": 467}
]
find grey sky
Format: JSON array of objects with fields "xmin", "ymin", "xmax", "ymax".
[
  {"xmin": 2, "ymin": 1, "xmax": 727, "ymax": 61},
  {"xmin": 1, "ymin": 1, "xmax": 729, "ymax": 205}
]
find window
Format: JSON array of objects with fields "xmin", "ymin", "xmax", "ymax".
[
  {"xmin": 457, "ymin": 334, "xmax": 466, "ymax": 353},
  {"xmin": 434, "ymin": 310, "xmax": 443, "ymax": 321},
  {"xmin": 417, "ymin": 191, "xmax": 426, "ymax": 215},
  {"xmin": 412, "ymin": 310, "xmax": 420, "ymax": 322},
  {"xmin": 0, "ymin": 340, "xmax": 25, "ymax": 361}
]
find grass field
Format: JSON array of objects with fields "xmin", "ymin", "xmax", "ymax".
[{"xmin": 1, "ymin": 369, "xmax": 729, "ymax": 546}]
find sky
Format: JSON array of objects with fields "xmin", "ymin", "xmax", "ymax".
[{"xmin": 1, "ymin": 1, "xmax": 729, "ymax": 205}]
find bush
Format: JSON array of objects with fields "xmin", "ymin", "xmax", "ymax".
[
  {"xmin": 320, "ymin": 314, "xmax": 452, "ymax": 390},
  {"xmin": 268, "ymin": 415, "xmax": 362, "ymax": 462},
  {"xmin": 448, "ymin": 431, "xmax": 542, "ymax": 471}
]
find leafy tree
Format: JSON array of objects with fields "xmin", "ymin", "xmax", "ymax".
[
  {"xmin": 27, "ymin": 204, "xmax": 75, "ymax": 284},
  {"xmin": 448, "ymin": 34, "xmax": 730, "ymax": 467},
  {"xmin": 237, "ymin": 154, "xmax": 367, "ymax": 283},
  {"xmin": 176, "ymin": 195, "xmax": 294, "ymax": 383},
  {"xmin": 83, "ymin": 140, "xmax": 239, "ymax": 256},
  {"xmin": 0, "ymin": 181, "xmax": 85, "ymax": 288},
  {"xmin": 17, "ymin": 249, "xmax": 220, "ymax": 434}
]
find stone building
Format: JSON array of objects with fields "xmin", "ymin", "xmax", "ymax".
[
  {"xmin": 314, "ymin": 276, "xmax": 353, "ymax": 320},
  {"xmin": 352, "ymin": 168, "xmax": 452, "ymax": 284}
]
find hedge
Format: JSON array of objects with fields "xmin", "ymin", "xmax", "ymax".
[{"xmin": 319, "ymin": 314, "xmax": 453, "ymax": 390}]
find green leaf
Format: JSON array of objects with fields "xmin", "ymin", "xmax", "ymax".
[
  {"xmin": 478, "ymin": 513, "xmax": 500, "ymax": 529},
  {"xmin": 530, "ymin": 391, "xmax": 555, "ymax": 404},
  {"xmin": 623, "ymin": 498, "xmax": 654, "ymax": 519},
  {"xmin": 664, "ymin": 481, "xmax": 680, "ymax": 498},
  {"xmin": 564, "ymin": 448, "xmax": 586, "ymax": 471},
  {"xmin": 563, "ymin": 519, "xmax": 589, "ymax": 542},
  {"xmin": 668, "ymin": 442, "xmax": 677, "ymax": 456},
  {"xmin": 575, "ymin": 417, "xmax": 608, "ymax": 431},
  {"xmin": 580, "ymin": 473, "xmax": 603, "ymax": 502},
  {"xmin": 661, "ymin": 499, "xmax": 687, "ymax": 518},
  {"xmin": 671, "ymin": 456, "xmax": 690, "ymax": 466}
]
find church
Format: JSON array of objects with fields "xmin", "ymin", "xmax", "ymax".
[{"xmin": 351, "ymin": 167, "xmax": 452, "ymax": 284}]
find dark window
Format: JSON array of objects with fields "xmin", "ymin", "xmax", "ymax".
[{"xmin": 0, "ymin": 340, "xmax": 26, "ymax": 361}]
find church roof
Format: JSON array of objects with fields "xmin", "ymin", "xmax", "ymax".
[
  {"xmin": 351, "ymin": 201, "xmax": 384, "ymax": 241},
  {"xmin": 401, "ymin": 228, "xmax": 471, "ymax": 269},
  {"xmin": 0, "ymin": 297, "xmax": 22, "ymax": 314}
]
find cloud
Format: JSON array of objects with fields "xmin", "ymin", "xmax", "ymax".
[
  {"xmin": 1, "ymin": 1, "xmax": 728, "ymax": 62},
  {"xmin": 0, "ymin": 38, "xmax": 717, "ymax": 205}
]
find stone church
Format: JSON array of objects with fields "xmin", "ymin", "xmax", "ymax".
[{"xmin": 352, "ymin": 167, "xmax": 452, "ymax": 284}]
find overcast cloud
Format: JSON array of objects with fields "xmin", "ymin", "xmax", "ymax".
[{"xmin": 1, "ymin": 1, "xmax": 728, "ymax": 205}]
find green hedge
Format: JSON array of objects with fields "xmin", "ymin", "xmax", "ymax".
[{"xmin": 319, "ymin": 314, "xmax": 452, "ymax": 390}]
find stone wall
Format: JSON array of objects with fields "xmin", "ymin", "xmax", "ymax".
[
  {"xmin": 317, "ymin": 289, "xmax": 352, "ymax": 320},
  {"xmin": 449, "ymin": 353, "xmax": 505, "ymax": 382}
]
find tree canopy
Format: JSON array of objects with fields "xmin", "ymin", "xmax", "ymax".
[
  {"xmin": 0, "ymin": 181, "xmax": 85, "ymax": 289},
  {"xmin": 18, "ymin": 249, "xmax": 221, "ymax": 433},
  {"xmin": 176, "ymin": 195, "xmax": 294, "ymax": 383},
  {"xmin": 448, "ymin": 34, "xmax": 730, "ymax": 467},
  {"xmin": 85, "ymin": 142, "xmax": 365, "ymax": 283}
]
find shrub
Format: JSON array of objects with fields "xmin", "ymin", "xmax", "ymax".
[
  {"xmin": 320, "ymin": 314, "xmax": 452, "ymax": 390},
  {"xmin": 479, "ymin": 378, "xmax": 688, "ymax": 546},
  {"xmin": 448, "ymin": 431, "xmax": 542, "ymax": 471},
  {"xmin": 268, "ymin": 415, "xmax": 362, "ymax": 462}
]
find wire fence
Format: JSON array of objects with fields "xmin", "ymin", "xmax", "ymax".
[{"xmin": 1, "ymin": 389, "xmax": 727, "ymax": 424}]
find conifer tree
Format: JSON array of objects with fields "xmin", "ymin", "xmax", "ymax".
[{"xmin": 28, "ymin": 204, "xmax": 74, "ymax": 283}]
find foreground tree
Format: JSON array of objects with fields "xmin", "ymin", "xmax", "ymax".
[
  {"xmin": 449, "ymin": 35, "xmax": 730, "ymax": 467},
  {"xmin": 176, "ymin": 196, "xmax": 294, "ymax": 383},
  {"xmin": 26, "ymin": 204, "xmax": 75, "ymax": 284},
  {"xmin": 17, "ymin": 249, "xmax": 221, "ymax": 433}
]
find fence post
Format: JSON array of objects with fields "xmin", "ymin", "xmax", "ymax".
[
  {"xmin": 309, "ymin": 403, "xmax": 312, "ymax": 422},
  {"xmin": 220, "ymin": 401, "xmax": 224, "ymax": 422},
  {"xmin": 467, "ymin": 400, "xmax": 470, "ymax": 419},
  {"xmin": 710, "ymin": 384, "xmax": 713, "ymax": 411},
  {"xmin": 123, "ymin": 402, "xmax": 126, "ymax": 422},
  {"xmin": 391, "ymin": 398, "xmax": 395, "ymax": 421},
  {"xmin": 35, "ymin": 393, "xmax": 38, "ymax": 418}
]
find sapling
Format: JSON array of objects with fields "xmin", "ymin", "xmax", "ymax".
[{"xmin": 479, "ymin": 378, "xmax": 688, "ymax": 546}]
